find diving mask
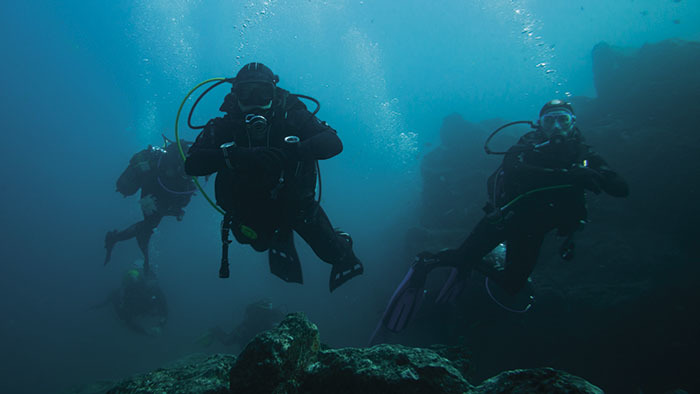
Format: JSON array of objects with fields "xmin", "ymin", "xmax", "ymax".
[
  {"xmin": 540, "ymin": 110, "xmax": 575, "ymax": 133},
  {"xmin": 235, "ymin": 81, "xmax": 274, "ymax": 110}
]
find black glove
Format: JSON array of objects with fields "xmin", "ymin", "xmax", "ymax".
[
  {"xmin": 226, "ymin": 146, "xmax": 287, "ymax": 175},
  {"xmin": 567, "ymin": 166, "xmax": 603, "ymax": 194}
]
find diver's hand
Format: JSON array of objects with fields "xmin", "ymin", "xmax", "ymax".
[
  {"xmin": 567, "ymin": 166, "xmax": 603, "ymax": 194},
  {"xmin": 227, "ymin": 147, "xmax": 287, "ymax": 174}
]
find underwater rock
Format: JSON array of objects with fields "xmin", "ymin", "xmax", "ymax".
[
  {"xmin": 589, "ymin": 39, "xmax": 700, "ymax": 123},
  {"xmin": 228, "ymin": 312, "xmax": 321, "ymax": 394},
  {"xmin": 83, "ymin": 313, "xmax": 607, "ymax": 393},
  {"xmin": 300, "ymin": 344, "xmax": 473, "ymax": 394},
  {"xmin": 106, "ymin": 353, "xmax": 236, "ymax": 394},
  {"xmin": 475, "ymin": 367, "xmax": 604, "ymax": 393},
  {"xmin": 229, "ymin": 312, "xmax": 604, "ymax": 394},
  {"xmin": 428, "ymin": 343, "xmax": 472, "ymax": 379}
]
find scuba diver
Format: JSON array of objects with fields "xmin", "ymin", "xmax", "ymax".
[
  {"xmin": 371, "ymin": 100, "xmax": 629, "ymax": 343},
  {"xmin": 104, "ymin": 139, "xmax": 196, "ymax": 276},
  {"xmin": 92, "ymin": 269, "xmax": 168, "ymax": 336},
  {"xmin": 185, "ymin": 62, "xmax": 364, "ymax": 292},
  {"xmin": 196, "ymin": 298, "xmax": 285, "ymax": 350}
]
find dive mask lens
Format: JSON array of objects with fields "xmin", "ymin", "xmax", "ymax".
[
  {"xmin": 235, "ymin": 82, "xmax": 274, "ymax": 108},
  {"xmin": 540, "ymin": 110, "xmax": 575, "ymax": 131}
]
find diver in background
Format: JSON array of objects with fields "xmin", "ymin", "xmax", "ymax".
[
  {"xmin": 185, "ymin": 62, "xmax": 363, "ymax": 292},
  {"xmin": 92, "ymin": 269, "xmax": 168, "ymax": 336},
  {"xmin": 104, "ymin": 140, "xmax": 196, "ymax": 276},
  {"xmin": 375, "ymin": 100, "xmax": 629, "ymax": 338},
  {"xmin": 197, "ymin": 298, "xmax": 285, "ymax": 350}
]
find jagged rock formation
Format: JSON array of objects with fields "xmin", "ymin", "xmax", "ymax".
[
  {"xmin": 106, "ymin": 354, "xmax": 236, "ymax": 394},
  {"xmin": 90, "ymin": 313, "xmax": 602, "ymax": 394}
]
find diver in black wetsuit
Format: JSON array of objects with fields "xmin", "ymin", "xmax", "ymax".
[
  {"xmin": 104, "ymin": 140, "xmax": 196, "ymax": 275},
  {"xmin": 185, "ymin": 62, "xmax": 363, "ymax": 292},
  {"xmin": 442, "ymin": 99, "xmax": 629, "ymax": 294},
  {"xmin": 92, "ymin": 269, "xmax": 168, "ymax": 336},
  {"xmin": 372, "ymin": 100, "xmax": 629, "ymax": 341}
]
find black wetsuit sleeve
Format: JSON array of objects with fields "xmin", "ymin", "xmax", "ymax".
[
  {"xmin": 286, "ymin": 105, "xmax": 343, "ymax": 161},
  {"xmin": 502, "ymin": 139, "xmax": 568, "ymax": 179},
  {"xmin": 584, "ymin": 149, "xmax": 630, "ymax": 197},
  {"xmin": 184, "ymin": 119, "xmax": 229, "ymax": 176}
]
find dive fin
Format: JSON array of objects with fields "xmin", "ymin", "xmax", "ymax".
[
  {"xmin": 329, "ymin": 231, "xmax": 364, "ymax": 292},
  {"xmin": 104, "ymin": 230, "xmax": 118, "ymax": 265},
  {"xmin": 368, "ymin": 252, "xmax": 438, "ymax": 345},
  {"xmin": 434, "ymin": 267, "xmax": 467, "ymax": 305},
  {"xmin": 269, "ymin": 230, "xmax": 303, "ymax": 284},
  {"xmin": 329, "ymin": 259, "xmax": 364, "ymax": 292}
]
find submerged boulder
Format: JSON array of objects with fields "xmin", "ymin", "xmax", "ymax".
[
  {"xmin": 301, "ymin": 344, "xmax": 473, "ymax": 394},
  {"xmin": 82, "ymin": 313, "xmax": 607, "ymax": 394},
  {"xmin": 588, "ymin": 39, "xmax": 700, "ymax": 124},
  {"xmin": 228, "ymin": 312, "xmax": 321, "ymax": 394},
  {"xmin": 106, "ymin": 353, "xmax": 236, "ymax": 394},
  {"xmin": 475, "ymin": 368, "xmax": 604, "ymax": 394}
]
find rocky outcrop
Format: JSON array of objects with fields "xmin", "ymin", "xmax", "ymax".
[
  {"xmin": 301, "ymin": 344, "xmax": 473, "ymax": 394},
  {"xmin": 228, "ymin": 312, "xmax": 321, "ymax": 394},
  {"xmin": 106, "ymin": 353, "xmax": 236, "ymax": 394},
  {"xmin": 477, "ymin": 368, "xmax": 603, "ymax": 394},
  {"xmin": 79, "ymin": 313, "xmax": 604, "ymax": 394}
]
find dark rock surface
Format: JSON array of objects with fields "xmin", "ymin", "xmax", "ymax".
[
  {"xmin": 80, "ymin": 313, "xmax": 603, "ymax": 393},
  {"xmin": 228, "ymin": 312, "xmax": 321, "ymax": 394},
  {"xmin": 106, "ymin": 353, "xmax": 235, "ymax": 394},
  {"xmin": 477, "ymin": 368, "xmax": 603, "ymax": 394},
  {"xmin": 301, "ymin": 344, "xmax": 472, "ymax": 394}
]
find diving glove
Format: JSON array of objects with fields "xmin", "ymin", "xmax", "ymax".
[
  {"xmin": 568, "ymin": 166, "xmax": 603, "ymax": 194},
  {"xmin": 223, "ymin": 146, "xmax": 288, "ymax": 174}
]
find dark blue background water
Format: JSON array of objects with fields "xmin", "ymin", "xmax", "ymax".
[{"xmin": 1, "ymin": 1, "xmax": 697, "ymax": 393}]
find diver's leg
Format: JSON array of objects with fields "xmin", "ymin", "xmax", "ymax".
[
  {"xmin": 493, "ymin": 230, "xmax": 545, "ymax": 295},
  {"xmin": 430, "ymin": 215, "xmax": 508, "ymax": 304},
  {"xmin": 453, "ymin": 215, "xmax": 509, "ymax": 270},
  {"xmin": 136, "ymin": 214, "xmax": 163, "ymax": 274},
  {"xmin": 293, "ymin": 203, "xmax": 363, "ymax": 291},
  {"xmin": 294, "ymin": 204, "xmax": 347, "ymax": 264},
  {"xmin": 105, "ymin": 223, "xmax": 141, "ymax": 264}
]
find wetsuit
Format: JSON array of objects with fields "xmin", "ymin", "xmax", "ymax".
[
  {"xmin": 185, "ymin": 87, "xmax": 363, "ymax": 291},
  {"xmin": 105, "ymin": 145, "xmax": 195, "ymax": 272},
  {"xmin": 115, "ymin": 277, "xmax": 168, "ymax": 335},
  {"xmin": 452, "ymin": 129, "xmax": 629, "ymax": 293}
]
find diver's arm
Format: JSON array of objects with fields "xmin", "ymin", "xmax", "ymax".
[
  {"xmin": 502, "ymin": 143, "xmax": 571, "ymax": 179},
  {"xmin": 287, "ymin": 108, "xmax": 343, "ymax": 161},
  {"xmin": 584, "ymin": 150, "xmax": 630, "ymax": 197},
  {"xmin": 185, "ymin": 120, "xmax": 229, "ymax": 176}
]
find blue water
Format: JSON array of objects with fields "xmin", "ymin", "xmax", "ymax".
[{"xmin": 1, "ymin": 1, "xmax": 698, "ymax": 393}]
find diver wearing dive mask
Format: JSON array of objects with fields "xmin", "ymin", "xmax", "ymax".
[
  {"xmin": 538, "ymin": 99, "xmax": 577, "ymax": 144},
  {"xmin": 185, "ymin": 62, "xmax": 364, "ymax": 292},
  {"xmin": 234, "ymin": 77, "xmax": 277, "ymax": 144},
  {"xmin": 373, "ymin": 99, "xmax": 629, "ymax": 341}
]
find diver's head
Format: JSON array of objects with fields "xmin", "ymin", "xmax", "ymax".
[
  {"xmin": 538, "ymin": 99, "xmax": 576, "ymax": 141},
  {"xmin": 233, "ymin": 62, "xmax": 279, "ymax": 112}
]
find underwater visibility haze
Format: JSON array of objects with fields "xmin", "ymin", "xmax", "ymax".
[{"xmin": 1, "ymin": 1, "xmax": 699, "ymax": 393}]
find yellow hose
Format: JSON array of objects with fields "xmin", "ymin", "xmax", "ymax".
[{"xmin": 175, "ymin": 77, "xmax": 226, "ymax": 215}]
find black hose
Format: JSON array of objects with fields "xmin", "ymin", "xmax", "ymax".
[{"xmin": 484, "ymin": 120, "xmax": 536, "ymax": 155}]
